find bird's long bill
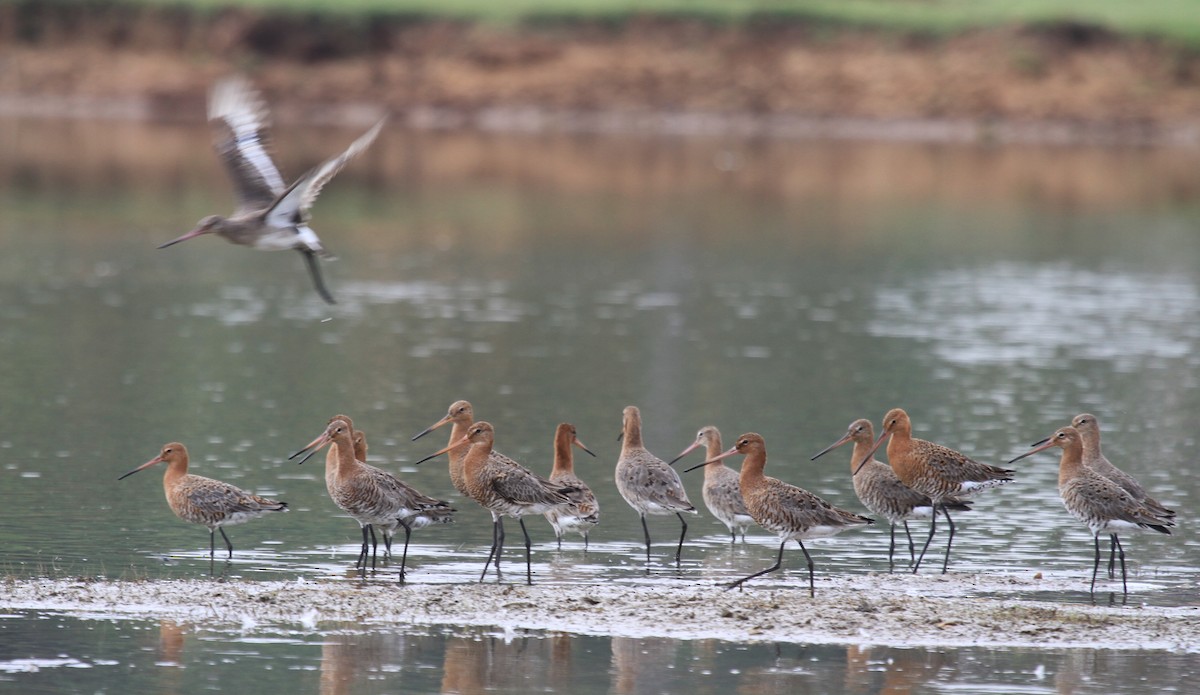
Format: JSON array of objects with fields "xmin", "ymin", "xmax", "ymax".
[
  {"xmin": 853, "ymin": 431, "xmax": 889, "ymax": 476},
  {"xmin": 810, "ymin": 432, "xmax": 853, "ymax": 461},
  {"xmin": 411, "ymin": 415, "xmax": 451, "ymax": 442},
  {"xmin": 573, "ymin": 437, "xmax": 597, "ymax": 458},
  {"xmin": 289, "ymin": 430, "xmax": 333, "ymax": 464},
  {"xmin": 1008, "ymin": 436, "xmax": 1056, "ymax": 464},
  {"xmin": 668, "ymin": 440, "xmax": 703, "ymax": 466},
  {"xmin": 414, "ymin": 432, "xmax": 472, "ymax": 465},
  {"xmin": 157, "ymin": 225, "xmax": 208, "ymax": 250},
  {"xmin": 682, "ymin": 446, "xmax": 739, "ymax": 473},
  {"xmin": 118, "ymin": 455, "xmax": 164, "ymax": 481}
]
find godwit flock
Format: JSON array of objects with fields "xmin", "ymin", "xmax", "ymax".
[{"xmin": 118, "ymin": 76, "xmax": 1182, "ymax": 596}]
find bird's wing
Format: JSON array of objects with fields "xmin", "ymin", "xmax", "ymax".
[
  {"xmin": 208, "ymin": 77, "xmax": 288, "ymax": 212},
  {"xmin": 264, "ymin": 116, "xmax": 386, "ymax": 229}
]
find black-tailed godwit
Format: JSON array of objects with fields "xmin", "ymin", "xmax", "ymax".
[
  {"xmin": 544, "ymin": 423, "xmax": 600, "ymax": 549},
  {"xmin": 669, "ymin": 425, "xmax": 754, "ymax": 543},
  {"xmin": 416, "ymin": 421, "xmax": 574, "ymax": 584},
  {"xmin": 688, "ymin": 432, "xmax": 872, "ymax": 596},
  {"xmin": 157, "ymin": 76, "xmax": 385, "ymax": 304},
  {"xmin": 812, "ymin": 418, "xmax": 971, "ymax": 572},
  {"xmin": 119, "ymin": 442, "xmax": 287, "ymax": 561},
  {"xmin": 857, "ymin": 408, "xmax": 1012, "ymax": 574},
  {"xmin": 615, "ymin": 405, "xmax": 697, "ymax": 564},
  {"xmin": 1009, "ymin": 426, "xmax": 1172, "ymax": 594}
]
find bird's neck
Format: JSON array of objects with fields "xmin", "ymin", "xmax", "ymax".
[
  {"xmin": 551, "ymin": 437, "xmax": 574, "ymax": 477},
  {"xmin": 703, "ymin": 438, "xmax": 725, "ymax": 477}
]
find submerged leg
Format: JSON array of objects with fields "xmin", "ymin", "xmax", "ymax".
[
  {"xmin": 209, "ymin": 528, "xmax": 216, "ymax": 561},
  {"xmin": 728, "ymin": 539, "xmax": 786, "ymax": 591},
  {"xmin": 368, "ymin": 525, "xmax": 379, "ymax": 570},
  {"xmin": 494, "ymin": 517, "xmax": 506, "ymax": 575},
  {"xmin": 480, "ymin": 517, "xmax": 501, "ymax": 582},
  {"xmin": 356, "ymin": 525, "xmax": 370, "ymax": 570},
  {"xmin": 1090, "ymin": 534, "xmax": 1102, "ymax": 593},
  {"xmin": 912, "ymin": 507, "xmax": 938, "ymax": 574},
  {"xmin": 902, "ymin": 520, "xmax": 916, "ymax": 565},
  {"xmin": 674, "ymin": 512, "xmax": 689, "ymax": 564},
  {"xmin": 1108, "ymin": 534, "xmax": 1118, "ymax": 578},
  {"xmin": 887, "ymin": 523, "xmax": 897, "ymax": 573},
  {"xmin": 519, "ymin": 517, "xmax": 533, "ymax": 585}
]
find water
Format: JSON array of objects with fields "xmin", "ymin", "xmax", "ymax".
[{"xmin": 1, "ymin": 117, "xmax": 1199, "ymax": 692}]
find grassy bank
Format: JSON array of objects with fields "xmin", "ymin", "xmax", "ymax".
[{"xmin": 124, "ymin": 0, "xmax": 1200, "ymax": 46}]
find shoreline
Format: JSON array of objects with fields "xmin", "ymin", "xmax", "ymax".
[{"xmin": 5, "ymin": 574, "xmax": 1198, "ymax": 650}]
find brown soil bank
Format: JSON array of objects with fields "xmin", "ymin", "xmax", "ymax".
[{"xmin": 3, "ymin": 3, "xmax": 1200, "ymax": 141}]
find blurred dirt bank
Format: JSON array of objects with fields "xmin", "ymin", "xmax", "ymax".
[{"xmin": 2, "ymin": 6, "xmax": 1200, "ymax": 144}]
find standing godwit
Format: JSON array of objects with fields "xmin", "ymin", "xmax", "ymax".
[
  {"xmin": 1071, "ymin": 414, "xmax": 1176, "ymax": 577},
  {"xmin": 687, "ymin": 433, "xmax": 873, "ymax": 595},
  {"xmin": 857, "ymin": 408, "xmax": 1013, "ymax": 574},
  {"xmin": 811, "ymin": 418, "xmax": 972, "ymax": 572},
  {"xmin": 669, "ymin": 426, "xmax": 754, "ymax": 543},
  {"xmin": 416, "ymin": 422, "xmax": 574, "ymax": 584},
  {"xmin": 156, "ymin": 76, "xmax": 386, "ymax": 304},
  {"xmin": 119, "ymin": 442, "xmax": 287, "ymax": 561},
  {"xmin": 292, "ymin": 417, "xmax": 454, "ymax": 581},
  {"xmin": 1009, "ymin": 426, "xmax": 1172, "ymax": 594},
  {"xmin": 615, "ymin": 406, "xmax": 697, "ymax": 564},
  {"xmin": 543, "ymin": 423, "xmax": 600, "ymax": 549}
]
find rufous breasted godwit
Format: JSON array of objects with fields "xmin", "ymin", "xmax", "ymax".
[
  {"xmin": 157, "ymin": 76, "xmax": 385, "ymax": 304},
  {"xmin": 119, "ymin": 442, "xmax": 287, "ymax": 561},
  {"xmin": 687, "ymin": 432, "xmax": 873, "ymax": 596},
  {"xmin": 615, "ymin": 405, "xmax": 697, "ymax": 564},
  {"xmin": 669, "ymin": 425, "xmax": 754, "ymax": 543},
  {"xmin": 416, "ymin": 421, "xmax": 575, "ymax": 584},
  {"xmin": 857, "ymin": 408, "xmax": 1013, "ymax": 574},
  {"xmin": 292, "ymin": 417, "xmax": 454, "ymax": 582},
  {"xmin": 1009, "ymin": 426, "xmax": 1172, "ymax": 594},
  {"xmin": 812, "ymin": 418, "xmax": 971, "ymax": 572},
  {"xmin": 543, "ymin": 423, "xmax": 600, "ymax": 549}
]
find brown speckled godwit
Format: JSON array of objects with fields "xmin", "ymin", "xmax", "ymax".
[
  {"xmin": 1009, "ymin": 426, "xmax": 1173, "ymax": 594},
  {"xmin": 811, "ymin": 418, "xmax": 972, "ymax": 572},
  {"xmin": 669, "ymin": 425, "xmax": 754, "ymax": 543},
  {"xmin": 615, "ymin": 406, "xmax": 698, "ymax": 564},
  {"xmin": 416, "ymin": 421, "xmax": 574, "ymax": 584},
  {"xmin": 118, "ymin": 442, "xmax": 287, "ymax": 561},
  {"xmin": 157, "ymin": 76, "xmax": 385, "ymax": 304},
  {"xmin": 687, "ymin": 433, "xmax": 873, "ymax": 596},
  {"xmin": 543, "ymin": 423, "xmax": 600, "ymax": 549},
  {"xmin": 1070, "ymin": 413, "xmax": 1176, "ymax": 577},
  {"xmin": 858, "ymin": 408, "xmax": 1013, "ymax": 574},
  {"xmin": 292, "ymin": 417, "xmax": 454, "ymax": 582}
]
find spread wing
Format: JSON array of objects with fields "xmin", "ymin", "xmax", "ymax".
[
  {"xmin": 264, "ymin": 116, "xmax": 386, "ymax": 229},
  {"xmin": 208, "ymin": 76, "xmax": 287, "ymax": 213}
]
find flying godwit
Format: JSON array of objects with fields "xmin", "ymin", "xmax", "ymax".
[
  {"xmin": 686, "ymin": 432, "xmax": 873, "ymax": 595},
  {"xmin": 292, "ymin": 417, "xmax": 454, "ymax": 581},
  {"xmin": 156, "ymin": 76, "xmax": 386, "ymax": 304},
  {"xmin": 1070, "ymin": 413, "xmax": 1176, "ymax": 577},
  {"xmin": 811, "ymin": 418, "xmax": 972, "ymax": 572},
  {"xmin": 669, "ymin": 425, "xmax": 754, "ymax": 543},
  {"xmin": 543, "ymin": 423, "xmax": 600, "ymax": 549},
  {"xmin": 119, "ymin": 442, "xmax": 287, "ymax": 561},
  {"xmin": 1009, "ymin": 426, "xmax": 1172, "ymax": 594},
  {"xmin": 615, "ymin": 405, "xmax": 697, "ymax": 564},
  {"xmin": 857, "ymin": 408, "xmax": 1013, "ymax": 574},
  {"xmin": 416, "ymin": 421, "xmax": 574, "ymax": 584}
]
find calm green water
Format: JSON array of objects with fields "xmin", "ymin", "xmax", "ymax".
[{"xmin": 1, "ymin": 117, "xmax": 1199, "ymax": 692}]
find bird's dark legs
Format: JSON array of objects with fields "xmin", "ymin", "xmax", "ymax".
[
  {"xmin": 1108, "ymin": 533, "xmax": 1118, "ymax": 578},
  {"xmin": 368, "ymin": 525, "xmax": 379, "ymax": 570},
  {"xmin": 640, "ymin": 514, "xmax": 652, "ymax": 563},
  {"xmin": 940, "ymin": 505, "xmax": 956, "ymax": 574},
  {"xmin": 300, "ymin": 249, "xmax": 336, "ymax": 305},
  {"xmin": 728, "ymin": 539, "xmax": 786, "ymax": 591},
  {"xmin": 1090, "ymin": 534, "xmax": 1102, "ymax": 593},
  {"xmin": 902, "ymin": 520, "xmax": 916, "ymax": 565},
  {"xmin": 356, "ymin": 526, "xmax": 371, "ymax": 570},
  {"xmin": 674, "ymin": 512, "xmax": 688, "ymax": 564},
  {"xmin": 396, "ymin": 520, "xmax": 412, "ymax": 584},
  {"xmin": 797, "ymin": 539, "xmax": 816, "ymax": 598},
  {"xmin": 519, "ymin": 517, "xmax": 533, "ymax": 585},
  {"xmin": 1113, "ymin": 534, "xmax": 1128, "ymax": 595},
  {"xmin": 887, "ymin": 523, "xmax": 897, "ymax": 573},
  {"xmin": 219, "ymin": 527, "xmax": 234, "ymax": 559},
  {"xmin": 913, "ymin": 505, "xmax": 938, "ymax": 574}
]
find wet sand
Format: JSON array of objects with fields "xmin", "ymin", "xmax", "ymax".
[{"xmin": 5, "ymin": 573, "xmax": 1197, "ymax": 649}]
